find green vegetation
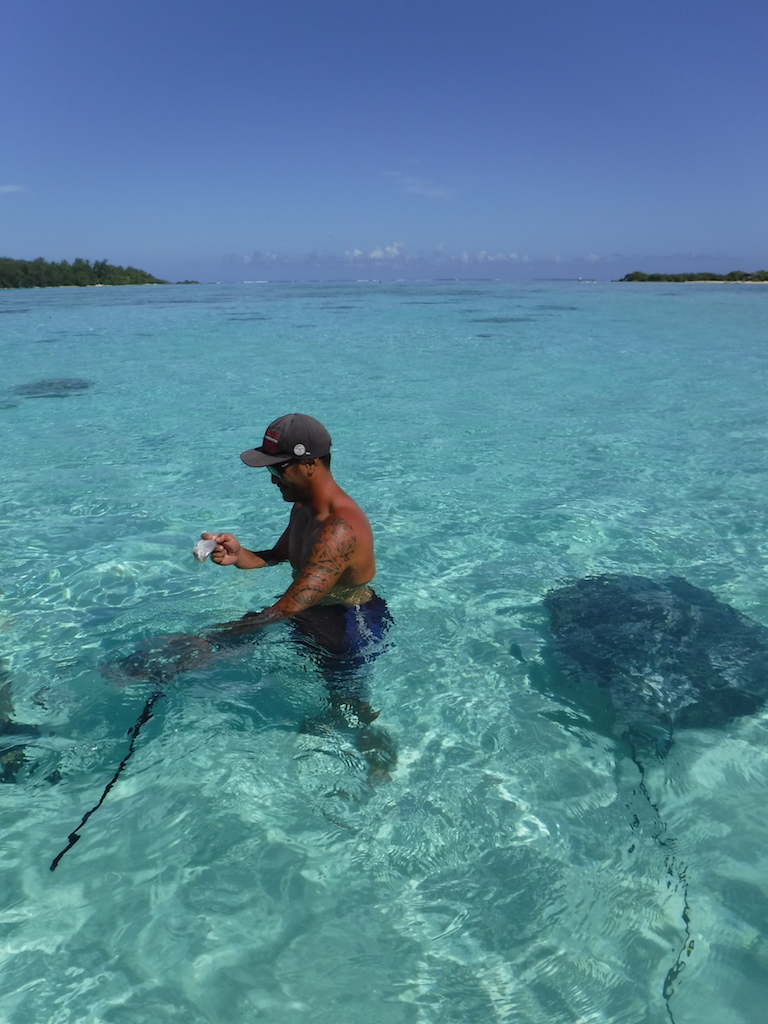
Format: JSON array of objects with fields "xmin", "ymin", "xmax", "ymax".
[
  {"xmin": 0, "ymin": 257, "xmax": 169, "ymax": 289},
  {"xmin": 620, "ymin": 270, "xmax": 768, "ymax": 283}
]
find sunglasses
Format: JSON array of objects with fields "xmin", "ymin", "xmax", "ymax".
[{"xmin": 267, "ymin": 459, "xmax": 300, "ymax": 479}]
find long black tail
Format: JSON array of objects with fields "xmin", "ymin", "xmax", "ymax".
[
  {"xmin": 50, "ymin": 690, "xmax": 164, "ymax": 872},
  {"xmin": 629, "ymin": 743, "xmax": 693, "ymax": 1024}
]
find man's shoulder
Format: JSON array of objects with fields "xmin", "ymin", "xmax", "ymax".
[
  {"xmin": 320, "ymin": 508, "xmax": 367, "ymax": 539},
  {"xmin": 330, "ymin": 494, "xmax": 372, "ymax": 534}
]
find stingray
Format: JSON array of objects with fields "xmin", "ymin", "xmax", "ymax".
[
  {"xmin": 11, "ymin": 377, "xmax": 94, "ymax": 399},
  {"xmin": 48, "ymin": 620, "xmax": 395, "ymax": 871},
  {"xmin": 538, "ymin": 573, "xmax": 768, "ymax": 750},
  {"xmin": 533, "ymin": 574, "xmax": 768, "ymax": 1020}
]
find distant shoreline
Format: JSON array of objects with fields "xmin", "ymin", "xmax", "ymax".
[
  {"xmin": 618, "ymin": 270, "xmax": 768, "ymax": 284},
  {"xmin": 0, "ymin": 257, "xmax": 197, "ymax": 289}
]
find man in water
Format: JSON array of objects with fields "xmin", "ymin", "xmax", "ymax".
[
  {"xmin": 203, "ymin": 413, "xmax": 380, "ymax": 630},
  {"xmin": 201, "ymin": 413, "xmax": 394, "ymax": 775}
]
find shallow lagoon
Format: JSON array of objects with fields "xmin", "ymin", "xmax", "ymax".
[{"xmin": 2, "ymin": 280, "xmax": 768, "ymax": 1023}]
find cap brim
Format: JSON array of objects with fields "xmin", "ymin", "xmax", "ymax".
[{"xmin": 240, "ymin": 448, "xmax": 288, "ymax": 467}]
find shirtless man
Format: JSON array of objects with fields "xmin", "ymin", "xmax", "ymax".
[
  {"xmin": 199, "ymin": 414, "xmax": 393, "ymax": 777},
  {"xmin": 202, "ymin": 413, "xmax": 377, "ymax": 628},
  {"xmin": 201, "ymin": 414, "xmax": 392, "ymax": 719}
]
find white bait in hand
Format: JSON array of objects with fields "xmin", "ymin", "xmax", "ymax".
[{"xmin": 192, "ymin": 538, "xmax": 217, "ymax": 562}]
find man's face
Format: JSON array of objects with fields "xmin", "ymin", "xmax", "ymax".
[{"xmin": 268, "ymin": 460, "xmax": 308, "ymax": 502}]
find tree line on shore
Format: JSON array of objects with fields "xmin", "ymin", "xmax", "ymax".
[
  {"xmin": 0, "ymin": 257, "xmax": 196, "ymax": 288},
  {"xmin": 620, "ymin": 270, "xmax": 768, "ymax": 283}
]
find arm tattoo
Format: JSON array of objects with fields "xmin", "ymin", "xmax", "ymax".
[
  {"xmin": 276, "ymin": 517, "xmax": 357, "ymax": 615},
  {"xmin": 207, "ymin": 518, "xmax": 359, "ymax": 635}
]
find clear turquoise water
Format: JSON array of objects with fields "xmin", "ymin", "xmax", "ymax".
[{"xmin": 2, "ymin": 281, "xmax": 768, "ymax": 1023}]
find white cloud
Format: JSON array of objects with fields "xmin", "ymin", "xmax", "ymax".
[
  {"xmin": 0, "ymin": 185, "xmax": 24, "ymax": 193},
  {"xmin": 474, "ymin": 251, "xmax": 523, "ymax": 264},
  {"xmin": 368, "ymin": 242, "xmax": 404, "ymax": 260},
  {"xmin": 223, "ymin": 246, "xmax": 590, "ymax": 272},
  {"xmin": 383, "ymin": 171, "xmax": 456, "ymax": 200},
  {"xmin": 224, "ymin": 250, "xmax": 282, "ymax": 266},
  {"xmin": 343, "ymin": 243, "xmax": 405, "ymax": 263}
]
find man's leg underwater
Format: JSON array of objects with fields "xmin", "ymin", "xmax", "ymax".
[
  {"xmin": 291, "ymin": 596, "xmax": 397, "ymax": 783},
  {"xmin": 100, "ymin": 602, "xmax": 397, "ymax": 782}
]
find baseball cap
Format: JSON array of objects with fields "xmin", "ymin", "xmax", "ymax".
[{"xmin": 240, "ymin": 413, "xmax": 332, "ymax": 467}]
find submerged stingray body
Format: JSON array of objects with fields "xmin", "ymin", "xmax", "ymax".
[
  {"xmin": 104, "ymin": 633, "xmax": 215, "ymax": 685},
  {"xmin": 0, "ymin": 720, "xmax": 40, "ymax": 783},
  {"xmin": 11, "ymin": 377, "xmax": 94, "ymax": 399},
  {"xmin": 542, "ymin": 574, "xmax": 768, "ymax": 738}
]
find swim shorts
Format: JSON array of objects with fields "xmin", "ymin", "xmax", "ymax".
[{"xmin": 290, "ymin": 591, "xmax": 393, "ymax": 697}]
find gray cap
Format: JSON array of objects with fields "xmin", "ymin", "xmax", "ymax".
[{"xmin": 240, "ymin": 413, "xmax": 332, "ymax": 467}]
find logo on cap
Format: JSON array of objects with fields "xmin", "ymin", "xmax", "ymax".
[
  {"xmin": 293, "ymin": 443, "xmax": 306, "ymax": 456},
  {"xmin": 263, "ymin": 430, "xmax": 280, "ymax": 453}
]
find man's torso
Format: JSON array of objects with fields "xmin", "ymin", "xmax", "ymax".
[{"xmin": 286, "ymin": 498, "xmax": 376, "ymax": 607}]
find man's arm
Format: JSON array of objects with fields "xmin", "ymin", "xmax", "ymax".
[
  {"xmin": 210, "ymin": 516, "xmax": 356, "ymax": 634},
  {"xmin": 202, "ymin": 525, "xmax": 291, "ymax": 569},
  {"xmin": 270, "ymin": 515, "xmax": 357, "ymax": 616}
]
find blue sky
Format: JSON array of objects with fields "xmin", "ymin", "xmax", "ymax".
[{"xmin": 2, "ymin": 0, "xmax": 767, "ymax": 281}]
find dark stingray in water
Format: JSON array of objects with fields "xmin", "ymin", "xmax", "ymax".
[
  {"xmin": 538, "ymin": 573, "xmax": 768, "ymax": 1017},
  {"xmin": 11, "ymin": 377, "xmax": 94, "ymax": 399},
  {"xmin": 540, "ymin": 574, "xmax": 768, "ymax": 747}
]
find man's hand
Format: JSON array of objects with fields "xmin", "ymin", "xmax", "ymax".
[
  {"xmin": 208, "ymin": 607, "xmax": 281, "ymax": 637},
  {"xmin": 200, "ymin": 533, "xmax": 277, "ymax": 570},
  {"xmin": 201, "ymin": 532, "xmax": 241, "ymax": 566}
]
